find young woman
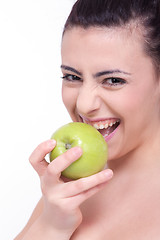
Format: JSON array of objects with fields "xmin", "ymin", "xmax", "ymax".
[{"xmin": 15, "ymin": 0, "xmax": 160, "ymax": 239}]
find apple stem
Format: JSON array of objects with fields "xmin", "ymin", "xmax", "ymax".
[{"xmin": 65, "ymin": 143, "xmax": 72, "ymax": 150}]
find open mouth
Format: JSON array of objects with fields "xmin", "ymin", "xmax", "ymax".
[
  {"xmin": 95, "ymin": 120, "xmax": 120, "ymax": 138},
  {"xmin": 80, "ymin": 116, "xmax": 120, "ymax": 141}
]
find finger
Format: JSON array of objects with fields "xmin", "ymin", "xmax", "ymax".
[
  {"xmin": 70, "ymin": 181, "xmax": 109, "ymax": 208},
  {"xmin": 62, "ymin": 169, "xmax": 113, "ymax": 198},
  {"xmin": 47, "ymin": 146, "xmax": 83, "ymax": 178},
  {"xmin": 29, "ymin": 139, "xmax": 56, "ymax": 176}
]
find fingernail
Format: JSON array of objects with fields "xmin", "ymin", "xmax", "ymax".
[
  {"xmin": 73, "ymin": 146, "xmax": 83, "ymax": 157},
  {"xmin": 48, "ymin": 139, "xmax": 56, "ymax": 147},
  {"xmin": 104, "ymin": 169, "xmax": 113, "ymax": 178}
]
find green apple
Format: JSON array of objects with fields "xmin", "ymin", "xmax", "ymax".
[{"xmin": 50, "ymin": 122, "xmax": 108, "ymax": 179}]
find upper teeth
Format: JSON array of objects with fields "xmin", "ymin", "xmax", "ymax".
[{"xmin": 93, "ymin": 121, "xmax": 119, "ymax": 130}]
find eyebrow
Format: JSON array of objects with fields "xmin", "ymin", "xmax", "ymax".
[
  {"xmin": 61, "ymin": 65, "xmax": 131, "ymax": 77},
  {"xmin": 61, "ymin": 65, "xmax": 82, "ymax": 76},
  {"xmin": 94, "ymin": 70, "xmax": 131, "ymax": 77}
]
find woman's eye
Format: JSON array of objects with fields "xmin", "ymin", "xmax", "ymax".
[
  {"xmin": 61, "ymin": 74, "xmax": 82, "ymax": 82},
  {"xmin": 102, "ymin": 77, "xmax": 126, "ymax": 87}
]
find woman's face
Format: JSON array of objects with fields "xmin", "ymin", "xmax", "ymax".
[{"xmin": 61, "ymin": 26, "xmax": 160, "ymax": 161}]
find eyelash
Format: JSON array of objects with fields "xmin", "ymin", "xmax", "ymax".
[
  {"xmin": 61, "ymin": 74, "xmax": 82, "ymax": 82},
  {"xmin": 102, "ymin": 77, "xmax": 126, "ymax": 86},
  {"xmin": 61, "ymin": 74, "xmax": 126, "ymax": 87}
]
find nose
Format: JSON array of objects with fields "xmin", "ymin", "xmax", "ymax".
[{"xmin": 76, "ymin": 83, "xmax": 101, "ymax": 117}]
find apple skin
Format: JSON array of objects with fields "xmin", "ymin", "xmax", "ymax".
[{"xmin": 50, "ymin": 122, "xmax": 108, "ymax": 180}]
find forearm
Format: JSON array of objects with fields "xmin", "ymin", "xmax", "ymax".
[{"xmin": 21, "ymin": 216, "xmax": 73, "ymax": 240}]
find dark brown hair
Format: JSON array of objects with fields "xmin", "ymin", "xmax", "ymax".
[{"xmin": 63, "ymin": 0, "xmax": 160, "ymax": 73}]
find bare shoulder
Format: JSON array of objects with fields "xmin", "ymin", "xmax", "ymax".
[{"xmin": 14, "ymin": 198, "xmax": 43, "ymax": 240}]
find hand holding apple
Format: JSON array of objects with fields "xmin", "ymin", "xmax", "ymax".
[{"xmin": 50, "ymin": 122, "xmax": 108, "ymax": 179}]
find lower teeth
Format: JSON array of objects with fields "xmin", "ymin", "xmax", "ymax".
[
  {"xmin": 104, "ymin": 133, "xmax": 109, "ymax": 137},
  {"xmin": 102, "ymin": 121, "xmax": 120, "ymax": 137}
]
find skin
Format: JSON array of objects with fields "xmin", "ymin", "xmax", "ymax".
[
  {"xmin": 61, "ymin": 26, "xmax": 160, "ymax": 164},
  {"xmin": 15, "ymin": 26, "xmax": 160, "ymax": 240},
  {"xmin": 60, "ymin": 27, "xmax": 160, "ymax": 239}
]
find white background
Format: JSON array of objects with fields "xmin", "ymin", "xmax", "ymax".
[{"xmin": 0, "ymin": 1, "xmax": 76, "ymax": 239}]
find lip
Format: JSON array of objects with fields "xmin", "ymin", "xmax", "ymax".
[{"xmin": 79, "ymin": 115, "xmax": 120, "ymax": 123}]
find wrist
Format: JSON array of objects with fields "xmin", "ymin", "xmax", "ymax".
[
  {"xmin": 38, "ymin": 216, "xmax": 74, "ymax": 239},
  {"xmin": 22, "ymin": 216, "xmax": 73, "ymax": 240}
]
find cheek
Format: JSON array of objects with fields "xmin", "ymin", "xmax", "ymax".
[
  {"xmin": 116, "ymin": 89, "xmax": 155, "ymax": 140},
  {"xmin": 106, "ymin": 91, "xmax": 141, "ymax": 117},
  {"xmin": 114, "ymin": 84, "xmax": 151, "ymax": 116},
  {"xmin": 62, "ymin": 86, "xmax": 68, "ymax": 108},
  {"xmin": 62, "ymin": 85, "xmax": 72, "ymax": 109},
  {"xmin": 106, "ymin": 89, "xmax": 148, "ymax": 132},
  {"xmin": 62, "ymin": 85, "xmax": 78, "ymax": 118}
]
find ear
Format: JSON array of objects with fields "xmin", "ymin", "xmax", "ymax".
[
  {"xmin": 154, "ymin": 71, "xmax": 160, "ymax": 102},
  {"xmin": 156, "ymin": 67, "xmax": 160, "ymax": 88},
  {"xmin": 158, "ymin": 72, "xmax": 160, "ymax": 93}
]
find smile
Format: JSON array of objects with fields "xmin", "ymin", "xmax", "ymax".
[{"xmin": 80, "ymin": 116, "xmax": 121, "ymax": 142}]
